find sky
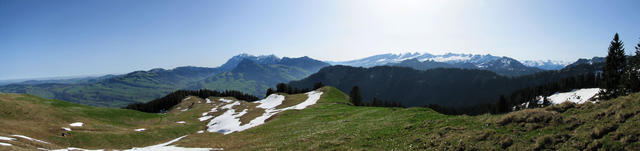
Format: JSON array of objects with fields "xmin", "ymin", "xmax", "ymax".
[{"xmin": 1, "ymin": 0, "xmax": 640, "ymax": 80}]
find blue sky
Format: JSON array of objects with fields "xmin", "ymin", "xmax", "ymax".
[{"xmin": 1, "ymin": 0, "xmax": 639, "ymax": 80}]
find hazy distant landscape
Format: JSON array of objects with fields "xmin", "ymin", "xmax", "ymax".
[{"xmin": 1, "ymin": 0, "xmax": 639, "ymax": 150}]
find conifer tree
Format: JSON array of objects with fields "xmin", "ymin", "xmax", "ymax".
[
  {"xmin": 276, "ymin": 83, "xmax": 287, "ymax": 93},
  {"xmin": 266, "ymin": 88, "xmax": 274, "ymax": 96},
  {"xmin": 349, "ymin": 86, "xmax": 362, "ymax": 106},
  {"xmin": 497, "ymin": 95, "xmax": 508, "ymax": 113},
  {"xmin": 286, "ymin": 86, "xmax": 293, "ymax": 94},
  {"xmin": 313, "ymin": 82, "xmax": 324, "ymax": 90},
  {"xmin": 627, "ymin": 40, "xmax": 640, "ymax": 92},
  {"xmin": 602, "ymin": 33, "xmax": 626, "ymax": 98}
]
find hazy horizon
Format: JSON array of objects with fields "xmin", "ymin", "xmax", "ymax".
[
  {"xmin": 0, "ymin": 51, "xmax": 598, "ymax": 81},
  {"xmin": 2, "ymin": 0, "xmax": 640, "ymax": 80}
]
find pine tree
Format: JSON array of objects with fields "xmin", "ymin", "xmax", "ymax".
[
  {"xmin": 276, "ymin": 83, "xmax": 287, "ymax": 93},
  {"xmin": 602, "ymin": 33, "xmax": 626, "ymax": 98},
  {"xmin": 313, "ymin": 82, "xmax": 324, "ymax": 90},
  {"xmin": 627, "ymin": 40, "xmax": 640, "ymax": 93},
  {"xmin": 266, "ymin": 88, "xmax": 274, "ymax": 96},
  {"xmin": 497, "ymin": 95, "xmax": 508, "ymax": 113},
  {"xmin": 286, "ymin": 86, "xmax": 293, "ymax": 94},
  {"xmin": 349, "ymin": 86, "xmax": 362, "ymax": 106}
]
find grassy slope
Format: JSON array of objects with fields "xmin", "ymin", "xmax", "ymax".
[
  {"xmin": 1, "ymin": 87, "xmax": 640, "ymax": 150},
  {"xmin": 180, "ymin": 87, "xmax": 640, "ymax": 150},
  {"xmin": 0, "ymin": 64, "xmax": 312, "ymax": 108}
]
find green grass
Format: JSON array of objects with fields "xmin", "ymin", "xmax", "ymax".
[{"xmin": 2, "ymin": 86, "xmax": 640, "ymax": 150}]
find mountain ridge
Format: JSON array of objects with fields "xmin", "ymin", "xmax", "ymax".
[
  {"xmin": 0, "ymin": 54, "xmax": 329, "ymax": 107},
  {"xmin": 330, "ymin": 52, "xmax": 572, "ymax": 71}
]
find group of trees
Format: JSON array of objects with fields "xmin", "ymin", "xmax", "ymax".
[
  {"xmin": 486, "ymin": 33, "xmax": 640, "ymax": 114},
  {"xmin": 491, "ymin": 72, "xmax": 601, "ymax": 113},
  {"xmin": 349, "ymin": 86, "xmax": 403, "ymax": 107},
  {"xmin": 600, "ymin": 33, "xmax": 640, "ymax": 99},
  {"xmin": 265, "ymin": 82, "xmax": 323, "ymax": 96},
  {"xmin": 124, "ymin": 89, "xmax": 259, "ymax": 113},
  {"xmin": 128, "ymin": 81, "xmax": 326, "ymax": 113}
]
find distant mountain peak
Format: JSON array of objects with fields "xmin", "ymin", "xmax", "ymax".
[
  {"xmin": 521, "ymin": 60, "xmax": 571, "ymax": 70},
  {"xmin": 331, "ymin": 52, "xmax": 501, "ymax": 68},
  {"xmin": 220, "ymin": 53, "xmax": 281, "ymax": 71}
]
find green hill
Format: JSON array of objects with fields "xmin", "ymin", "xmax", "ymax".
[
  {"xmin": 0, "ymin": 55, "xmax": 329, "ymax": 108},
  {"xmin": 1, "ymin": 87, "xmax": 639, "ymax": 150}
]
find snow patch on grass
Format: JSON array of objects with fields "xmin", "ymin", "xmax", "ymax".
[
  {"xmin": 205, "ymin": 98, "xmax": 212, "ymax": 103},
  {"xmin": 134, "ymin": 128, "xmax": 146, "ymax": 132},
  {"xmin": 256, "ymin": 94, "xmax": 286, "ymax": 109},
  {"xmin": 219, "ymin": 98, "xmax": 233, "ymax": 103},
  {"xmin": 62, "ymin": 127, "xmax": 71, "ymax": 131},
  {"xmin": 0, "ymin": 136, "xmax": 15, "ymax": 141},
  {"xmin": 204, "ymin": 91, "xmax": 323, "ymax": 134},
  {"xmin": 0, "ymin": 142, "xmax": 11, "ymax": 146},
  {"xmin": 198, "ymin": 115, "xmax": 213, "ymax": 121},
  {"xmin": 125, "ymin": 135, "xmax": 212, "ymax": 151},
  {"xmin": 542, "ymin": 88, "xmax": 601, "ymax": 104},
  {"xmin": 52, "ymin": 147, "xmax": 104, "ymax": 151},
  {"xmin": 11, "ymin": 135, "xmax": 50, "ymax": 144},
  {"xmin": 290, "ymin": 91, "xmax": 323, "ymax": 109},
  {"xmin": 69, "ymin": 122, "xmax": 83, "ymax": 127},
  {"xmin": 176, "ymin": 121, "xmax": 186, "ymax": 124},
  {"xmin": 52, "ymin": 135, "xmax": 212, "ymax": 151}
]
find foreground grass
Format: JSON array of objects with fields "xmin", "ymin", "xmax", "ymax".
[
  {"xmin": 179, "ymin": 87, "xmax": 640, "ymax": 150},
  {"xmin": 1, "ymin": 86, "xmax": 640, "ymax": 150}
]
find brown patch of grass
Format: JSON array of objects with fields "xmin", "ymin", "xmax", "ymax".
[
  {"xmin": 167, "ymin": 96, "xmax": 202, "ymax": 114},
  {"xmin": 545, "ymin": 102, "xmax": 576, "ymax": 113},
  {"xmin": 533, "ymin": 135, "xmax": 553, "ymax": 150},
  {"xmin": 275, "ymin": 93, "xmax": 308, "ymax": 109},
  {"xmin": 591, "ymin": 123, "xmax": 617, "ymax": 139},
  {"xmin": 585, "ymin": 140, "xmax": 602, "ymax": 151},
  {"xmin": 496, "ymin": 108, "xmax": 557, "ymax": 126},
  {"xmin": 238, "ymin": 106, "xmax": 265, "ymax": 126}
]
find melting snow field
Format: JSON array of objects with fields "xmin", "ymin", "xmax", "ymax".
[
  {"xmin": 542, "ymin": 88, "xmax": 601, "ymax": 104},
  {"xmin": 51, "ymin": 135, "xmax": 212, "ymax": 151},
  {"xmin": 201, "ymin": 91, "xmax": 323, "ymax": 134}
]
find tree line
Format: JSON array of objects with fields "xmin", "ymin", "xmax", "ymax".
[
  {"xmin": 265, "ymin": 82, "xmax": 324, "ymax": 96},
  {"xmin": 404, "ymin": 33, "xmax": 640, "ymax": 115},
  {"xmin": 600, "ymin": 33, "xmax": 640, "ymax": 99},
  {"xmin": 487, "ymin": 33, "xmax": 640, "ymax": 114},
  {"xmin": 425, "ymin": 72, "xmax": 601, "ymax": 115},
  {"xmin": 349, "ymin": 86, "xmax": 404, "ymax": 108},
  {"xmin": 124, "ymin": 89, "xmax": 259, "ymax": 113}
]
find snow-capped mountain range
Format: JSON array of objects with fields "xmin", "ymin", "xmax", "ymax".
[
  {"xmin": 329, "ymin": 52, "xmax": 570, "ymax": 70},
  {"xmin": 521, "ymin": 60, "xmax": 572, "ymax": 70}
]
